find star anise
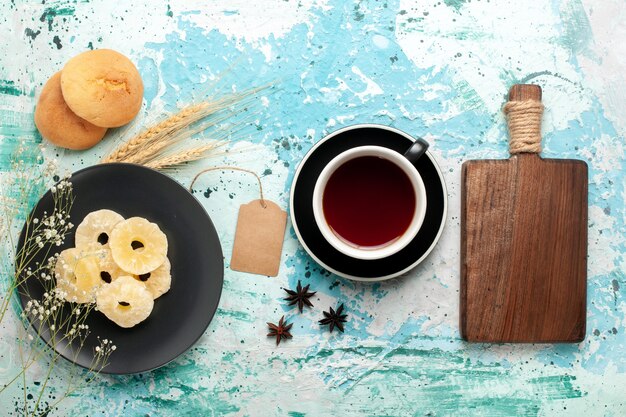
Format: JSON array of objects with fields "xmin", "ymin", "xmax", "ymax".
[
  {"xmin": 284, "ymin": 280, "xmax": 316, "ymax": 313},
  {"xmin": 319, "ymin": 303, "xmax": 348, "ymax": 333},
  {"xmin": 267, "ymin": 316, "xmax": 293, "ymax": 345}
]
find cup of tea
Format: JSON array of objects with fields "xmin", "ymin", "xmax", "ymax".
[{"xmin": 312, "ymin": 136, "xmax": 429, "ymax": 260}]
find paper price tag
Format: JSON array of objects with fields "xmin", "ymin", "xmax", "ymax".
[{"xmin": 230, "ymin": 199, "xmax": 287, "ymax": 277}]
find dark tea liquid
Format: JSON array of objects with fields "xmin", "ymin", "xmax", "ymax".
[{"xmin": 322, "ymin": 156, "xmax": 416, "ymax": 248}]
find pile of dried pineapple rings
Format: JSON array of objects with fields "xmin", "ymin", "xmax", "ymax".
[{"xmin": 55, "ymin": 209, "xmax": 170, "ymax": 328}]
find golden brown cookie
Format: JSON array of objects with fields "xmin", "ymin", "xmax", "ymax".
[
  {"xmin": 34, "ymin": 72, "xmax": 108, "ymax": 150},
  {"xmin": 61, "ymin": 49, "xmax": 143, "ymax": 128}
]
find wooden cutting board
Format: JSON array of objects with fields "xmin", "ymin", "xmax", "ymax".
[{"xmin": 460, "ymin": 84, "xmax": 588, "ymax": 343}]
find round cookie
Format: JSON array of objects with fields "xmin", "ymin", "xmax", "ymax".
[
  {"xmin": 34, "ymin": 72, "xmax": 107, "ymax": 150},
  {"xmin": 61, "ymin": 49, "xmax": 143, "ymax": 128}
]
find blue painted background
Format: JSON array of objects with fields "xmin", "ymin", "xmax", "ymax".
[{"xmin": 1, "ymin": 0, "xmax": 624, "ymax": 415}]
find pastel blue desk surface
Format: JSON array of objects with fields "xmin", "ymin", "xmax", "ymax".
[{"xmin": 1, "ymin": 1, "xmax": 624, "ymax": 415}]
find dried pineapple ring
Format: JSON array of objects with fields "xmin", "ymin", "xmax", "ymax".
[
  {"xmin": 96, "ymin": 276, "xmax": 154, "ymax": 328},
  {"xmin": 109, "ymin": 217, "xmax": 168, "ymax": 275},
  {"xmin": 55, "ymin": 248, "xmax": 102, "ymax": 303},
  {"xmin": 74, "ymin": 254, "xmax": 104, "ymax": 295},
  {"xmin": 55, "ymin": 247, "xmax": 80, "ymax": 284},
  {"xmin": 75, "ymin": 209, "xmax": 124, "ymax": 249},
  {"xmin": 97, "ymin": 249, "xmax": 126, "ymax": 284},
  {"xmin": 134, "ymin": 257, "xmax": 171, "ymax": 299},
  {"xmin": 74, "ymin": 248, "xmax": 125, "ymax": 287}
]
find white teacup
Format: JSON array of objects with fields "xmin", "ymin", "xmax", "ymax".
[{"xmin": 312, "ymin": 143, "xmax": 428, "ymax": 260}]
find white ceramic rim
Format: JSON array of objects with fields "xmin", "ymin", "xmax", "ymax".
[
  {"xmin": 311, "ymin": 146, "xmax": 427, "ymax": 260},
  {"xmin": 289, "ymin": 123, "xmax": 448, "ymax": 281}
]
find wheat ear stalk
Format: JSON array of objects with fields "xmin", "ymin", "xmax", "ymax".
[
  {"xmin": 101, "ymin": 84, "xmax": 271, "ymax": 168},
  {"xmin": 102, "ymin": 93, "xmax": 242, "ymax": 164},
  {"xmin": 101, "ymin": 102, "xmax": 211, "ymax": 163},
  {"xmin": 143, "ymin": 142, "xmax": 227, "ymax": 170}
]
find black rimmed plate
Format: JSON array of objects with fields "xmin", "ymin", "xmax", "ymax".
[
  {"xmin": 290, "ymin": 124, "xmax": 447, "ymax": 281},
  {"xmin": 17, "ymin": 163, "xmax": 224, "ymax": 374}
]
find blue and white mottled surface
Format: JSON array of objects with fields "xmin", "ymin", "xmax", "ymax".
[{"xmin": 1, "ymin": 0, "xmax": 625, "ymax": 415}]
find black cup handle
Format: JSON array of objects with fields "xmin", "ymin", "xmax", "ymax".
[{"xmin": 403, "ymin": 137, "xmax": 429, "ymax": 164}]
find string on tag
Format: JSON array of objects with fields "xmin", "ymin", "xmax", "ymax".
[
  {"xmin": 189, "ymin": 166, "xmax": 267, "ymax": 208},
  {"xmin": 189, "ymin": 165, "xmax": 286, "ymax": 277}
]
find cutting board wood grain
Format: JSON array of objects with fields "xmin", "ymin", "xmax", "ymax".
[{"xmin": 460, "ymin": 84, "xmax": 588, "ymax": 343}]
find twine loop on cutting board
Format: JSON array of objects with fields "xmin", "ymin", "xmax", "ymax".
[{"xmin": 503, "ymin": 100, "xmax": 544, "ymax": 154}]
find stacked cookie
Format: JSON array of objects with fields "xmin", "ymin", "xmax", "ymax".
[
  {"xmin": 55, "ymin": 209, "xmax": 171, "ymax": 328},
  {"xmin": 35, "ymin": 49, "xmax": 143, "ymax": 150}
]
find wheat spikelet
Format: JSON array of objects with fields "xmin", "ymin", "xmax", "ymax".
[
  {"xmin": 102, "ymin": 84, "xmax": 271, "ymax": 168},
  {"xmin": 101, "ymin": 102, "xmax": 212, "ymax": 163},
  {"xmin": 144, "ymin": 142, "xmax": 226, "ymax": 170}
]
